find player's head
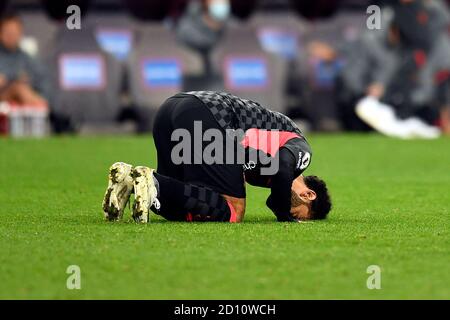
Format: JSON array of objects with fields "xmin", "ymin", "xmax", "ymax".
[
  {"xmin": 0, "ymin": 12, "xmax": 23, "ymax": 51},
  {"xmin": 290, "ymin": 175, "xmax": 331, "ymax": 221}
]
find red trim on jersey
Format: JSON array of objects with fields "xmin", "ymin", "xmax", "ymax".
[{"xmin": 240, "ymin": 128, "xmax": 300, "ymax": 157}]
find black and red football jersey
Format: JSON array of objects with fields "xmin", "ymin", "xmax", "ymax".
[
  {"xmin": 186, "ymin": 91, "xmax": 312, "ymax": 177},
  {"xmin": 184, "ymin": 91, "xmax": 313, "ymax": 221}
]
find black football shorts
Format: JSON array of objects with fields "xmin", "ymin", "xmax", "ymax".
[{"xmin": 152, "ymin": 93, "xmax": 246, "ymax": 198}]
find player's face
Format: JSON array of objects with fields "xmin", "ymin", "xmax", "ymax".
[
  {"xmin": 290, "ymin": 176, "xmax": 317, "ymax": 220},
  {"xmin": 290, "ymin": 201, "xmax": 312, "ymax": 220}
]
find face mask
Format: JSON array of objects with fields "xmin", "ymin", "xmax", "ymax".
[{"xmin": 209, "ymin": 1, "xmax": 230, "ymax": 22}]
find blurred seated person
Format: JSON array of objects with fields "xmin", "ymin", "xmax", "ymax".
[
  {"xmin": 336, "ymin": 6, "xmax": 399, "ymax": 131},
  {"xmin": 175, "ymin": 0, "xmax": 230, "ymax": 74},
  {"xmin": 0, "ymin": 13, "xmax": 49, "ymax": 106},
  {"xmin": 387, "ymin": 0, "xmax": 450, "ymax": 132},
  {"xmin": 338, "ymin": 0, "xmax": 450, "ymax": 134}
]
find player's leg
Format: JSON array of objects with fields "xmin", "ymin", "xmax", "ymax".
[
  {"xmin": 1, "ymin": 81, "xmax": 47, "ymax": 105},
  {"xmin": 135, "ymin": 94, "xmax": 245, "ymax": 222},
  {"xmin": 130, "ymin": 95, "xmax": 189, "ymax": 222},
  {"xmin": 129, "ymin": 164, "xmax": 236, "ymax": 222},
  {"xmin": 170, "ymin": 94, "xmax": 247, "ymax": 198},
  {"xmin": 153, "ymin": 171, "xmax": 237, "ymax": 222},
  {"xmin": 170, "ymin": 94, "xmax": 247, "ymax": 219},
  {"xmin": 152, "ymin": 95, "xmax": 185, "ymax": 180}
]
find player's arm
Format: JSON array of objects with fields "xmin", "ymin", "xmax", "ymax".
[{"xmin": 266, "ymin": 148, "xmax": 298, "ymax": 222}]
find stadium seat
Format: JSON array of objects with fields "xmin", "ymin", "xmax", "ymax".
[
  {"xmin": 19, "ymin": 11, "xmax": 59, "ymax": 59},
  {"xmin": 84, "ymin": 13, "xmax": 137, "ymax": 63},
  {"xmin": 293, "ymin": 10, "xmax": 367, "ymax": 93},
  {"xmin": 127, "ymin": 24, "xmax": 203, "ymax": 110},
  {"xmin": 313, "ymin": 10, "xmax": 366, "ymax": 47},
  {"xmin": 248, "ymin": 12, "xmax": 313, "ymax": 120},
  {"xmin": 46, "ymin": 25, "xmax": 122, "ymax": 126},
  {"xmin": 249, "ymin": 11, "xmax": 309, "ymax": 61},
  {"xmin": 211, "ymin": 22, "xmax": 288, "ymax": 113}
]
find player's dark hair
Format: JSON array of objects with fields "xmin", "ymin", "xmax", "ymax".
[{"xmin": 304, "ymin": 175, "xmax": 331, "ymax": 220}]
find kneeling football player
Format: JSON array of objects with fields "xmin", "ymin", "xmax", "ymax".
[{"xmin": 102, "ymin": 91, "xmax": 331, "ymax": 223}]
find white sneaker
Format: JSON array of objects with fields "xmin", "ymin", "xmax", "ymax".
[
  {"xmin": 356, "ymin": 97, "xmax": 414, "ymax": 139},
  {"xmin": 102, "ymin": 162, "xmax": 134, "ymax": 221},
  {"xmin": 403, "ymin": 118, "xmax": 441, "ymax": 139},
  {"xmin": 131, "ymin": 166, "xmax": 159, "ymax": 223}
]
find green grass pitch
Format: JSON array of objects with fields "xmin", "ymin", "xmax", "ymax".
[{"xmin": 0, "ymin": 134, "xmax": 449, "ymax": 299}]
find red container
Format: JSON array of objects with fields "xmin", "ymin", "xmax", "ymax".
[{"xmin": 0, "ymin": 103, "xmax": 9, "ymax": 136}]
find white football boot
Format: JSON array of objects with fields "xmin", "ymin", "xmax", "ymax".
[
  {"xmin": 102, "ymin": 162, "xmax": 134, "ymax": 221},
  {"xmin": 131, "ymin": 166, "xmax": 160, "ymax": 223}
]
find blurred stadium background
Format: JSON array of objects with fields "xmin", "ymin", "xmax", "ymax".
[
  {"xmin": 0, "ymin": 0, "xmax": 448, "ymax": 136},
  {"xmin": 1, "ymin": 0, "xmax": 450, "ymax": 300}
]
